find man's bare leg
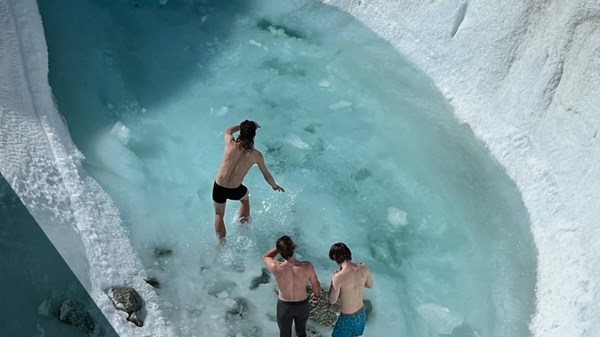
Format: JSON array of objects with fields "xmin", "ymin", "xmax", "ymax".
[
  {"xmin": 213, "ymin": 202, "xmax": 227, "ymax": 243},
  {"xmin": 239, "ymin": 194, "xmax": 250, "ymax": 224}
]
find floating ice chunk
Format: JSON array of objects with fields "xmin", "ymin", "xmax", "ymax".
[
  {"xmin": 319, "ymin": 79, "xmax": 331, "ymax": 87},
  {"xmin": 35, "ymin": 324, "xmax": 46, "ymax": 337},
  {"xmin": 201, "ymin": 15, "xmax": 208, "ymax": 23},
  {"xmin": 159, "ymin": 0, "xmax": 168, "ymax": 5},
  {"xmin": 216, "ymin": 291, "xmax": 229, "ymax": 298},
  {"xmin": 249, "ymin": 39, "xmax": 263, "ymax": 48},
  {"xmin": 329, "ymin": 100, "xmax": 353, "ymax": 110},
  {"xmin": 109, "ymin": 121, "xmax": 131, "ymax": 145},
  {"xmin": 95, "ymin": 130, "xmax": 145, "ymax": 185},
  {"xmin": 286, "ymin": 135, "xmax": 309, "ymax": 149},
  {"xmin": 416, "ymin": 303, "xmax": 463, "ymax": 335},
  {"xmin": 38, "ymin": 300, "xmax": 51, "ymax": 316},
  {"xmin": 269, "ymin": 26, "xmax": 286, "ymax": 38},
  {"xmin": 210, "ymin": 106, "xmax": 229, "ymax": 116},
  {"xmin": 388, "ymin": 207, "xmax": 408, "ymax": 227},
  {"xmin": 223, "ymin": 298, "xmax": 237, "ymax": 309}
]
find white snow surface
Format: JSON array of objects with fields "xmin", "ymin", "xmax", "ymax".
[
  {"xmin": 0, "ymin": 0, "xmax": 175, "ymax": 336},
  {"xmin": 322, "ymin": 0, "xmax": 600, "ymax": 336},
  {"xmin": 0, "ymin": 0, "xmax": 598, "ymax": 336}
]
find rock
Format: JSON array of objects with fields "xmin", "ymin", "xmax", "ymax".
[
  {"xmin": 58, "ymin": 299, "xmax": 95, "ymax": 333},
  {"xmin": 154, "ymin": 248, "xmax": 173, "ymax": 257},
  {"xmin": 107, "ymin": 287, "xmax": 144, "ymax": 327},
  {"xmin": 249, "ymin": 268, "xmax": 270, "ymax": 290},
  {"xmin": 352, "ymin": 168, "xmax": 372, "ymax": 181},
  {"xmin": 145, "ymin": 276, "xmax": 160, "ymax": 288},
  {"xmin": 225, "ymin": 297, "xmax": 249, "ymax": 319},
  {"xmin": 307, "ymin": 287, "xmax": 374, "ymax": 327},
  {"xmin": 308, "ymin": 288, "xmax": 339, "ymax": 327},
  {"xmin": 307, "ymin": 329, "xmax": 323, "ymax": 337}
]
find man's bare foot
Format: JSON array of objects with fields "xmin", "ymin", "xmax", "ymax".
[{"xmin": 239, "ymin": 216, "xmax": 249, "ymax": 224}]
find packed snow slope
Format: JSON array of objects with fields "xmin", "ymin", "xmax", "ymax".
[
  {"xmin": 0, "ymin": 0, "xmax": 175, "ymax": 336},
  {"xmin": 321, "ymin": 0, "xmax": 600, "ymax": 336},
  {"xmin": 0, "ymin": 0, "xmax": 598, "ymax": 336}
]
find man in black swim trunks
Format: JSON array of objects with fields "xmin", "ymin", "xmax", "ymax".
[{"xmin": 212, "ymin": 120, "xmax": 284, "ymax": 242}]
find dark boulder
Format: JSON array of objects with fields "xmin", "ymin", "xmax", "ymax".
[
  {"xmin": 107, "ymin": 287, "xmax": 144, "ymax": 327},
  {"xmin": 58, "ymin": 299, "xmax": 95, "ymax": 333}
]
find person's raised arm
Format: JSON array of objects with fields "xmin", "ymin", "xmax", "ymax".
[
  {"xmin": 262, "ymin": 247, "xmax": 279, "ymax": 272},
  {"xmin": 256, "ymin": 151, "xmax": 285, "ymax": 192},
  {"xmin": 224, "ymin": 125, "xmax": 240, "ymax": 143},
  {"xmin": 308, "ymin": 263, "xmax": 321, "ymax": 302},
  {"xmin": 328, "ymin": 273, "xmax": 341, "ymax": 305}
]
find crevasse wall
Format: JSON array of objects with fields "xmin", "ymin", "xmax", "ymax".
[
  {"xmin": 0, "ymin": 0, "xmax": 175, "ymax": 335},
  {"xmin": 321, "ymin": 0, "xmax": 600, "ymax": 336}
]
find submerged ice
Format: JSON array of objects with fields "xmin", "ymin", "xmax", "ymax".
[{"xmin": 23, "ymin": 0, "xmax": 537, "ymax": 336}]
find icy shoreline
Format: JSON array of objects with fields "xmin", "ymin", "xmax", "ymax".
[{"xmin": 321, "ymin": 0, "xmax": 600, "ymax": 336}]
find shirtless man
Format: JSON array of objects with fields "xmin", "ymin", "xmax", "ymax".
[
  {"xmin": 328, "ymin": 242, "xmax": 373, "ymax": 337},
  {"xmin": 213, "ymin": 120, "xmax": 284, "ymax": 242},
  {"xmin": 263, "ymin": 235, "xmax": 321, "ymax": 337}
]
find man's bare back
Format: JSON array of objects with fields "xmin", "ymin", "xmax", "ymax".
[
  {"xmin": 215, "ymin": 141, "xmax": 260, "ymax": 188},
  {"xmin": 329, "ymin": 262, "xmax": 372, "ymax": 314},
  {"xmin": 270, "ymin": 259, "xmax": 318, "ymax": 301},
  {"xmin": 263, "ymin": 236, "xmax": 320, "ymax": 337}
]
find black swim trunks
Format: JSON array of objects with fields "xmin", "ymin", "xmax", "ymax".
[
  {"xmin": 212, "ymin": 182, "xmax": 248, "ymax": 204},
  {"xmin": 276, "ymin": 297, "xmax": 310, "ymax": 337}
]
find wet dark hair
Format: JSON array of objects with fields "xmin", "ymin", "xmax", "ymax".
[
  {"xmin": 237, "ymin": 120, "xmax": 257, "ymax": 151},
  {"xmin": 276, "ymin": 235, "xmax": 295, "ymax": 260},
  {"xmin": 329, "ymin": 242, "xmax": 352, "ymax": 264}
]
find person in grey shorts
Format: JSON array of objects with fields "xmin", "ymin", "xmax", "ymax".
[{"xmin": 263, "ymin": 236, "xmax": 321, "ymax": 337}]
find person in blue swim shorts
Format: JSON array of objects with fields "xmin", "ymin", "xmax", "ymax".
[{"xmin": 328, "ymin": 242, "xmax": 373, "ymax": 337}]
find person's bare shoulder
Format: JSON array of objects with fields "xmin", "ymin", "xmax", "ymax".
[
  {"xmin": 333, "ymin": 269, "xmax": 348, "ymax": 286},
  {"xmin": 297, "ymin": 260, "xmax": 312, "ymax": 271},
  {"xmin": 252, "ymin": 148, "xmax": 263, "ymax": 161},
  {"xmin": 272, "ymin": 260, "xmax": 285, "ymax": 273},
  {"xmin": 357, "ymin": 263, "xmax": 370, "ymax": 274}
]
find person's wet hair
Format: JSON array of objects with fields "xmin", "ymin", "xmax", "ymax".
[
  {"xmin": 276, "ymin": 235, "xmax": 296, "ymax": 260},
  {"xmin": 329, "ymin": 242, "xmax": 352, "ymax": 264},
  {"xmin": 237, "ymin": 119, "xmax": 257, "ymax": 151}
]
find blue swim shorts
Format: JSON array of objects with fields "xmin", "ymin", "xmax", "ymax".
[{"xmin": 332, "ymin": 307, "xmax": 366, "ymax": 337}]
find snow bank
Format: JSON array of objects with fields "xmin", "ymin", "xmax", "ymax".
[
  {"xmin": 321, "ymin": 0, "xmax": 600, "ymax": 336},
  {"xmin": 0, "ymin": 0, "xmax": 175, "ymax": 335}
]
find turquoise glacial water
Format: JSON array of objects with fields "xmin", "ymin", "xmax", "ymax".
[{"xmin": 36, "ymin": 0, "xmax": 536, "ymax": 336}]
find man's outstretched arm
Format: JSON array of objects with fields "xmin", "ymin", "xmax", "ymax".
[{"xmin": 256, "ymin": 151, "xmax": 285, "ymax": 192}]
